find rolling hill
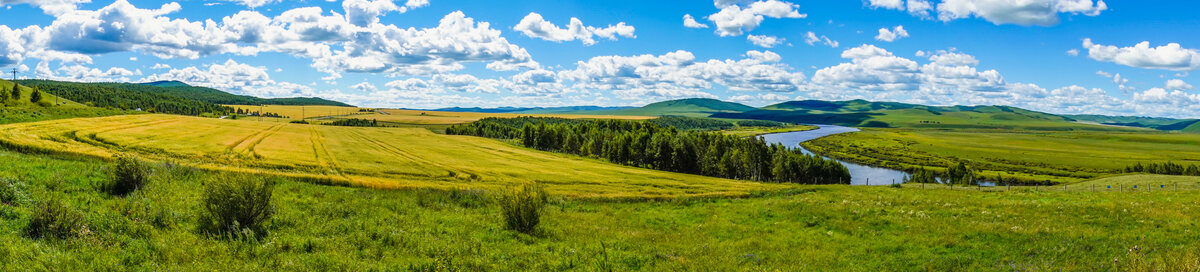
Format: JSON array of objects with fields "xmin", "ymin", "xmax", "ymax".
[
  {"xmin": 1065, "ymin": 114, "xmax": 1200, "ymax": 131},
  {"xmin": 574, "ymin": 98, "xmax": 757, "ymax": 117},
  {"xmin": 429, "ymin": 105, "xmax": 633, "ymax": 114},
  {"xmin": 140, "ymin": 81, "xmax": 353, "ymax": 107},
  {"xmin": 712, "ymin": 99, "xmax": 1141, "ymax": 131}
]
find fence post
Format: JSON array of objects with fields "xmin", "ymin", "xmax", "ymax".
[
  {"xmin": 866, "ymin": 178, "xmax": 869, "ymax": 186},
  {"xmin": 1092, "ymin": 184, "xmax": 1094, "ymax": 192},
  {"xmin": 1121, "ymin": 184, "xmax": 1123, "ymax": 192}
]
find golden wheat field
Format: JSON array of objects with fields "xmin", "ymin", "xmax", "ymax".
[{"xmin": 0, "ymin": 114, "xmax": 782, "ymax": 198}]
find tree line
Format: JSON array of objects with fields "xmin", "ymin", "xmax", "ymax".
[
  {"xmin": 903, "ymin": 161, "xmax": 979, "ymax": 185},
  {"xmin": 447, "ymin": 117, "xmax": 850, "ymax": 184},
  {"xmin": 1124, "ymin": 162, "xmax": 1200, "ymax": 176}
]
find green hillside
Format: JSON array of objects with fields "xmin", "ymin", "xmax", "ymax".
[
  {"xmin": 140, "ymin": 80, "xmax": 353, "ymax": 107},
  {"xmin": 1065, "ymin": 114, "xmax": 1199, "ymax": 131},
  {"xmin": 1, "ymin": 79, "xmax": 80, "ymax": 107},
  {"xmin": 17, "ymin": 80, "xmax": 231, "ymax": 116},
  {"xmin": 577, "ymin": 98, "xmax": 756, "ymax": 117},
  {"xmin": 717, "ymin": 99, "xmax": 1137, "ymax": 131},
  {"xmin": 1184, "ymin": 122, "xmax": 1200, "ymax": 133}
]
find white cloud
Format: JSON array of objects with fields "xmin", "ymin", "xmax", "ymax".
[
  {"xmin": 1066, "ymin": 49, "xmax": 1079, "ymax": 56},
  {"xmin": 747, "ymin": 34, "xmax": 784, "ymax": 48},
  {"xmin": 707, "ymin": 0, "xmax": 806, "ymax": 37},
  {"xmin": 867, "ymin": 0, "xmax": 1106, "ymax": 26},
  {"xmin": 141, "ymin": 59, "xmax": 315, "ymax": 97},
  {"xmin": 220, "ymin": 0, "xmax": 278, "ymax": 8},
  {"xmin": 151, "ymin": 63, "xmax": 171, "ymax": 69},
  {"xmin": 865, "ymin": 0, "xmax": 904, "ymax": 9},
  {"xmin": 1166, "ymin": 79, "xmax": 1194, "ymax": 91},
  {"xmin": 559, "ymin": 50, "xmax": 807, "ymax": 101},
  {"xmin": 0, "ymin": 0, "xmax": 91, "ymax": 15},
  {"xmin": 351, "ymin": 81, "xmax": 378, "ymax": 92},
  {"xmin": 513, "ymin": 12, "xmax": 636, "ymax": 45},
  {"xmin": 804, "ymin": 32, "xmax": 838, "ymax": 48},
  {"xmin": 342, "ymin": 0, "xmax": 429, "ymax": 27},
  {"xmin": 875, "ymin": 25, "xmax": 909, "ymax": 42},
  {"xmin": 683, "ymin": 14, "xmax": 709, "ymax": 28},
  {"xmin": 1082, "ymin": 38, "xmax": 1200, "ymax": 71}
]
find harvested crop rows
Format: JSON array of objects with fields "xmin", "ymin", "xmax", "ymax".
[{"xmin": 0, "ymin": 114, "xmax": 782, "ymax": 198}]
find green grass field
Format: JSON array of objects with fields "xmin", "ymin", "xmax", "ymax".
[
  {"xmin": 0, "ymin": 114, "xmax": 781, "ymax": 198},
  {"xmin": 1, "ymin": 151, "xmax": 1198, "ymax": 270},
  {"xmin": 803, "ymin": 128, "xmax": 1200, "ymax": 184}
]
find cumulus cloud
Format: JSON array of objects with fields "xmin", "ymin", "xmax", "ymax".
[
  {"xmin": 804, "ymin": 32, "xmax": 838, "ymax": 48},
  {"xmin": 1082, "ymin": 38, "xmax": 1200, "ymax": 71},
  {"xmin": 0, "ymin": 0, "xmax": 92, "ymax": 15},
  {"xmin": 140, "ymin": 59, "xmax": 315, "ymax": 97},
  {"xmin": 707, "ymin": 0, "xmax": 806, "ymax": 36},
  {"xmin": 875, "ymin": 25, "xmax": 908, "ymax": 42},
  {"xmin": 747, "ymin": 34, "xmax": 784, "ymax": 48},
  {"xmin": 342, "ymin": 0, "xmax": 429, "ymax": 26},
  {"xmin": 513, "ymin": 12, "xmax": 636, "ymax": 45},
  {"xmin": 867, "ymin": 0, "xmax": 1106, "ymax": 26},
  {"xmin": 683, "ymin": 14, "xmax": 709, "ymax": 28},
  {"xmin": 1066, "ymin": 49, "xmax": 1079, "ymax": 56},
  {"xmin": 559, "ymin": 50, "xmax": 807, "ymax": 101},
  {"xmin": 1166, "ymin": 79, "xmax": 1194, "ymax": 91},
  {"xmin": 219, "ymin": 0, "xmax": 278, "ymax": 8}
]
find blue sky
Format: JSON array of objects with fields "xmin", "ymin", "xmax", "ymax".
[{"xmin": 1, "ymin": 0, "xmax": 1198, "ymax": 118}]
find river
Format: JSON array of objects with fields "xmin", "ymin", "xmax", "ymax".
[{"xmin": 759, "ymin": 125, "xmax": 911, "ymax": 186}]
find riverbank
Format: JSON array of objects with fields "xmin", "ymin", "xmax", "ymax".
[{"xmin": 759, "ymin": 125, "xmax": 911, "ymax": 185}]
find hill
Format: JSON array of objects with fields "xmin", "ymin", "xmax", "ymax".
[
  {"xmin": 16, "ymin": 80, "xmax": 231, "ymax": 116},
  {"xmin": 1065, "ymin": 114, "xmax": 1199, "ymax": 131},
  {"xmin": 577, "ymin": 98, "xmax": 757, "ymax": 117},
  {"xmin": 428, "ymin": 105, "xmax": 632, "ymax": 114},
  {"xmin": 716, "ymin": 99, "xmax": 1135, "ymax": 131},
  {"xmin": 1184, "ymin": 122, "xmax": 1200, "ymax": 133},
  {"xmin": 139, "ymin": 80, "xmax": 353, "ymax": 107}
]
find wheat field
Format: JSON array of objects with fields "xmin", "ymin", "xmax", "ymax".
[{"xmin": 0, "ymin": 114, "xmax": 781, "ymax": 198}]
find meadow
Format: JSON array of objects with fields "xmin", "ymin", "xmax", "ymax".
[
  {"xmin": 225, "ymin": 105, "xmax": 369, "ymax": 120},
  {"xmin": 803, "ymin": 128, "xmax": 1200, "ymax": 184},
  {"xmin": 1, "ymin": 151, "xmax": 1198, "ymax": 270},
  {"xmin": 0, "ymin": 114, "xmax": 781, "ymax": 198}
]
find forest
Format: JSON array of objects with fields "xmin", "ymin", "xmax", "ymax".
[
  {"xmin": 447, "ymin": 117, "xmax": 850, "ymax": 184},
  {"xmin": 16, "ymin": 80, "xmax": 231, "ymax": 116}
]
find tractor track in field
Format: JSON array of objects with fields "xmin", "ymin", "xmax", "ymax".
[
  {"xmin": 229, "ymin": 124, "xmax": 284, "ymax": 157},
  {"xmin": 308, "ymin": 125, "xmax": 347, "ymax": 177},
  {"xmin": 344, "ymin": 128, "xmax": 463, "ymax": 177}
]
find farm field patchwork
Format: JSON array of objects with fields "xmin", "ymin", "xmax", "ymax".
[
  {"xmin": 803, "ymin": 128, "xmax": 1200, "ymax": 184},
  {"xmin": 225, "ymin": 105, "xmax": 368, "ymax": 120},
  {"xmin": 0, "ymin": 114, "xmax": 782, "ymax": 198},
  {"xmin": 370, "ymin": 109, "xmax": 656, "ymax": 125}
]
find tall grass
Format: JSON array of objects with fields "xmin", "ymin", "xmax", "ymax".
[{"xmin": 25, "ymin": 198, "xmax": 87, "ymax": 239}]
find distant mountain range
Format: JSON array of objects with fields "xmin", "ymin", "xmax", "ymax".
[
  {"xmin": 428, "ymin": 105, "xmax": 633, "ymax": 114},
  {"xmin": 537, "ymin": 98, "xmax": 1199, "ymax": 132}
]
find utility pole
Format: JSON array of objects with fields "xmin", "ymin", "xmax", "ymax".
[
  {"xmin": 10, "ymin": 68, "xmax": 16, "ymax": 81},
  {"xmin": 259, "ymin": 105, "xmax": 263, "ymax": 122}
]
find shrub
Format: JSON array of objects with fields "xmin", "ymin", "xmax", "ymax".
[
  {"xmin": 198, "ymin": 173, "xmax": 276, "ymax": 239},
  {"xmin": 0, "ymin": 178, "xmax": 28, "ymax": 205},
  {"xmin": 106, "ymin": 154, "xmax": 151, "ymax": 196},
  {"xmin": 26, "ymin": 198, "xmax": 87, "ymax": 239},
  {"xmin": 498, "ymin": 184, "xmax": 547, "ymax": 234}
]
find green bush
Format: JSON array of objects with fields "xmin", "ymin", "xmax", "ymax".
[
  {"xmin": 498, "ymin": 184, "xmax": 547, "ymax": 234},
  {"xmin": 26, "ymin": 198, "xmax": 87, "ymax": 239},
  {"xmin": 198, "ymin": 173, "xmax": 276, "ymax": 239},
  {"xmin": 0, "ymin": 178, "xmax": 28, "ymax": 205},
  {"xmin": 106, "ymin": 155, "xmax": 151, "ymax": 196}
]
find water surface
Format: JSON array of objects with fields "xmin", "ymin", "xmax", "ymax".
[{"xmin": 759, "ymin": 125, "xmax": 910, "ymax": 186}]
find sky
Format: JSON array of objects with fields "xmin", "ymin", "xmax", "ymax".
[{"xmin": 0, "ymin": 0, "xmax": 1198, "ymax": 118}]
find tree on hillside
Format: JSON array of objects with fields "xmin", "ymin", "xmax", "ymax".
[
  {"xmin": 30, "ymin": 88, "xmax": 42, "ymax": 103},
  {"xmin": 11, "ymin": 83, "xmax": 20, "ymax": 100}
]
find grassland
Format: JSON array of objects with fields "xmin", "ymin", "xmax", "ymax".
[
  {"xmin": 721, "ymin": 124, "xmax": 818, "ymax": 137},
  {"xmin": 0, "ymin": 114, "xmax": 780, "ymax": 198},
  {"xmin": 803, "ymin": 128, "xmax": 1200, "ymax": 184},
  {"xmin": 371, "ymin": 109, "xmax": 655, "ymax": 125},
  {"xmin": 1, "ymin": 150, "xmax": 1198, "ymax": 270}
]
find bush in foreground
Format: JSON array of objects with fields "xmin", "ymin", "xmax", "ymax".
[
  {"xmin": 498, "ymin": 184, "xmax": 547, "ymax": 234},
  {"xmin": 25, "ymin": 198, "xmax": 87, "ymax": 239},
  {"xmin": 198, "ymin": 173, "xmax": 276, "ymax": 239},
  {"xmin": 105, "ymin": 154, "xmax": 151, "ymax": 196}
]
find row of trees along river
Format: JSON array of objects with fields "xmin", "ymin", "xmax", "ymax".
[{"xmin": 446, "ymin": 117, "xmax": 850, "ymax": 184}]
